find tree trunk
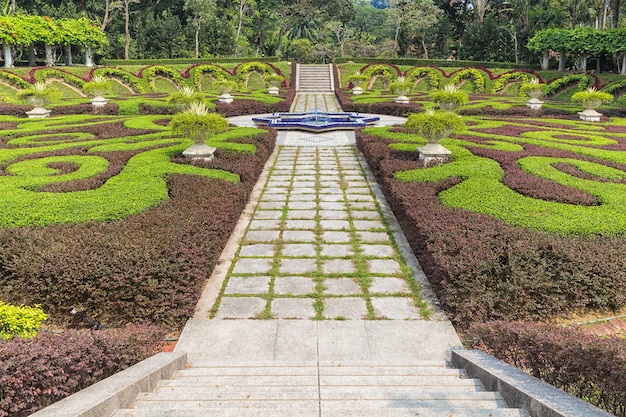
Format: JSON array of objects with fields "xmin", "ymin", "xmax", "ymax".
[
  {"xmin": 3, "ymin": 44, "xmax": 13, "ymax": 68},
  {"xmin": 421, "ymin": 35, "xmax": 428, "ymax": 60},
  {"xmin": 45, "ymin": 44, "xmax": 54, "ymax": 66},
  {"xmin": 28, "ymin": 44, "xmax": 37, "ymax": 66},
  {"xmin": 541, "ymin": 50, "xmax": 550, "ymax": 70},
  {"xmin": 558, "ymin": 51, "xmax": 566, "ymax": 71},
  {"xmin": 621, "ymin": 53, "xmax": 626, "ymax": 76},
  {"xmin": 195, "ymin": 24, "xmax": 200, "ymax": 59},
  {"xmin": 275, "ymin": 26, "xmax": 286, "ymax": 57},
  {"xmin": 234, "ymin": 0, "xmax": 246, "ymax": 57},
  {"xmin": 124, "ymin": 0, "xmax": 131, "ymax": 60},
  {"xmin": 85, "ymin": 46, "xmax": 93, "ymax": 67},
  {"xmin": 65, "ymin": 44, "xmax": 73, "ymax": 66}
]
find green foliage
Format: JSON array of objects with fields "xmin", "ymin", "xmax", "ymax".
[
  {"xmin": 214, "ymin": 80, "xmax": 238, "ymax": 94},
  {"xmin": 430, "ymin": 84, "xmax": 469, "ymax": 110},
  {"xmin": 388, "ymin": 76, "xmax": 412, "ymax": 95},
  {"xmin": 17, "ymin": 82, "xmax": 61, "ymax": 106},
  {"xmin": 545, "ymin": 74, "xmax": 593, "ymax": 96},
  {"xmin": 0, "ymin": 302, "xmax": 47, "ymax": 340},
  {"xmin": 190, "ymin": 64, "xmax": 231, "ymax": 89},
  {"xmin": 405, "ymin": 67, "xmax": 441, "ymax": 91},
  {"xmin": 491, "ymin": 72, "xmax": 535, "ymax": 94},
  {"xmin": 93, "ymin": 68, "xmax": 146, "ymax": 94},
  {"xmin": 0, "ymin": 71, "xmax": 30, "ymax": 89},
  {"xmin": 362, "ymin": 64, "xmax": 397, "ymax": 89},
  {"xmin": 82, "ymin": 75, "xmax": 111, "ymax": 97},
  {"xmin": 32, "ymin": 68, "xmax": 85, "ymax": 90},
  {"xmin": 236, "ymin": 62, "xmax": 275, "ymax": 78},
  {"xmin": 448, "ymin": 68, "xmax": 486, "ymax": 93},
  {"xmin": 346, "ymin": 71, "xmax": 368, "ymax": 87},
  {"xmin": 571, "ymin": 87, "xmax": 614, "ymax": 108},
  {"xmin": 519, "ymin": 78, "xmax": 548, "ymax": 97},
  {"xmin": 141, "ymin": 66, "xmax": 186, "ymax": 92},
  {"xmin": 288, "ymin": 39, "xmax": 313, "ymax": 63},
  {"xmin": 167, "ymin": 86, "xmax": 204, "ymax": 111},
  {"xmin": 264, "ymin": 73, "xmax": 284, "ymax": 87},
  {"xmin": 170, "ymin": 103, "xmax": 229, "ymax": 142},
  {"xmin": 403, "ymin": 110, "xmax": 466, "ymax": 143}
]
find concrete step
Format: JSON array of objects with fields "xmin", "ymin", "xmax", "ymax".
[{"xmin": 115, "ymin": 408, "xmax": 529, "ymax": 417}]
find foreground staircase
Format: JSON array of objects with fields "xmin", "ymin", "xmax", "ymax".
[
  {"xmin": 113, "ymin": 362, "xmax": 528, "ymax": 417},
  {"xmin": 297, "ymin": 64, "xmax": 334, "ymax": 92}
]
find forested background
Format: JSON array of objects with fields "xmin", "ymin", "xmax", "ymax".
[{"xmin": 8, "ymin": 0, "xmax": 626, "ymax": 66}]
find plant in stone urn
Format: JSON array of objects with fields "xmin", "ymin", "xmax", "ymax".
[
  {"xmin": 17, "ymin": 82, "xmax": 61, "ymax": 118},
  {"xmin": 404, "ymin": 110, "xmax": 465, "ymax": 165},
  {"xmin": 520, "ymin": 78, "xmax": 547, "ymax": 110},
  {"xmin": 167, "ymin": 86, "xmax": 204, "ymax": 111},
  {"xmin": 571, "ymin": 87, "xmax": 613, "ymax": 121},
  {"xmin": 389, "ymin": 76, "xmax": 412, "ymax": 104},
  {"xmin": 429, "ymin": 83, "xmax": 468, "ymax": 112},
  {"xmin": 347, "ymin": 71, "xmax": 368, "ymax": 95},
  {"xmin": 214, "ymin": 79, "xmax": 238, "ymax": 103},
  {"xmin": 264, "ymin": 73, "xmax": 284, "ymax": 95},
  {"xmin": 83, "ymin": 75, "xmax": 112, "ymax": 107},
  {"xmin": 169, "ymin": 102, "xmax": 229, "ymax": 160}
]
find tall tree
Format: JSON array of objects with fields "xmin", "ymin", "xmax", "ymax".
[
  {"xmin": 184, "ymin": 0, "xmax": 214, "ymax": 58},
  {"xmin": 121, "ymin": 0, "xmax": 139, "ymax": 59}
]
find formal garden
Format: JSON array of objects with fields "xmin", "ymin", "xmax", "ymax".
[{"xmin": 0, "ymin": 58, "xmax": 624, "ymax": 415}]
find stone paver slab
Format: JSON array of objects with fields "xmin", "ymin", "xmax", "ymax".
[
  {"xmin": 274, "ymin": 277, "xmax": 316, "ymax": 295},
  {"xmin": 318, "ymin": 210, "xmax": 348, "ymax": 220},
  {"xmin": 324, "ymin": 278, "xmax": 362, "ymax": 295},
  {"xmin": 352, "ymin": 220, "xmax": 384, "ymax": 230},
  {"xmin": 284, "ymin": 220, "xmax": 316, "ymax": 229},
  {"xmin": 214, "ymin": 297, "xmax": 266, "ymax": 319},
  {"xmin": 357, "ymin": 231, "xmax": 390, "ymax": 243},
  {"xmin": 371, "ymin": 297, "xmax": 422, "ymax": 320},
  {"xmin": 245, "ymin": 230, "xmax": 280, "ymax": 242},
  {"xmin": 369, "ymin": 277, "xmax": 410, "ymax": 294},
  {"xmin": 272, "ymin": 298, "xmax": 316, "ymax": 319},
  {"xmin": 282, "ymin": 230, "xmax": 316, "ymax": 242},
  {"xmin": 280, "ymin": 258, "xmax": 317, "ymax": 274},
  {"xmin": 287, "ymin": 201, "xmax": 317, "ymax": 210},
  {"xmin": 249, "ymin": 219, "xmax": 281, "ymax": 230},
  {"xmin": 320, "ymin": 244, "xmax": 354, "ymax": 257},
  {"xmin": 224, "ymin": 276, "xmax": 271, "ymax": 294},
  {"xmin": 254, "ymin": 210, "xmax": 283, "ymax": 220},
  {"xmin": 350, "ymin": 210, "xmax": 380, "ymax": 219},
  {"xmin": 232, "ymin": 258, "xmax": 273, "ymax": 274},
  {"xmin": 360, "ymin": 244, "xmax": 395, "ymax": 257},
  {"xmin": 367, "ymin": 259, "xmax": 402, "ymax": 275},
  {"xmin": 322, "ymin": 259, "xmax": 356, "ymax": 274},
  {"xmin": 320, "ymin": 231, "xmax": 351, "ymax": 243},
  {"xmin": 282, "ymin": 243, "xmax": 317, "ymax": 257},
  {"xmin": 319, "ymin": 202, "xmax": 346, "ymax": 211},
  {"xmin": 319, "ymin": 219, "xmax": 350, "ymax": 230},
  {"xmin": 323, "ymin": 298, "xmax": 368, "ymax": 320},
  {"xmin": 239, "ymin": 244, "xmax": 275, "ymax": 257}
]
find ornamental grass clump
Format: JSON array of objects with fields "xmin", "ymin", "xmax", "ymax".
[
  {"xmin": 389, "ymin": 76, "xmax": 412, "ymax": 96},
  {"xmin": 404, "ymin": 110, "xmax": 466, "ymax": 144},
  {"xmin": 430, "ymin": 83, "xmax": 468, "ymax": 112},
  {"xmin": 571, "ymin": 87, "xmax": 614, "ymax": 110},
  {"xmin": 83, "ymin": 75, "xmax": 111, "ymax": 97},
  {"xmin": 167, "ymin": 86, "xmax": 204, "ymax": 111},
  {"xmin": 169, "ymin": 102, "xmax": 229, "ymax": 143},
  {"xmin": 264, "ymin": 73, "xmax": 284, "ymax": 88},
  {"xmin": 17, "ymin": 82, "xmax": 61, "ymax": 107},
  {"xmin": 520, "ymin": 78, "xmax": 548, "ymax": 99}
]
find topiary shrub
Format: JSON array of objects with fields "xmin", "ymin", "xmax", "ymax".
[{"xmin": 170, "ymin": 102, "xmax": 229, "ymax": 143}]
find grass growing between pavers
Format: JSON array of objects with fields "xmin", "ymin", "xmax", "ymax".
[{"xmin": 210, "ymin": 146, "xmax": 433, "ymax": 321}]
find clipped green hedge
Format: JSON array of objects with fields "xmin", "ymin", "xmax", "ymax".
[
  {"xmin": 0, "ymin": 302, "xmax": 48, "ymax": 339},
  {"xmin": 101, "ymin": 57, "xmax": 280, "ymax": 66}
]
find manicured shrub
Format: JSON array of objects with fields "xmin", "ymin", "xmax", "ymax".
[
  {"xmin": 466, "ymin": 321, "xmax": 626, "ymax": 416},
  {"xmin": 0, "ymin": 302, "xmax": 47, "ymax": 340},
  {"xmin": 0, "ymin": 325, "xmax": 167, "ymax": 416}
]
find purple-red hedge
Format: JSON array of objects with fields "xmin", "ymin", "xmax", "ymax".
[
  {"xmin": 466, "ymin": 321, "xmax": 626, "ymax": 416},
  {"xmin": 0, "ymin": 325, "xmax": 167, "ymax": 417}
]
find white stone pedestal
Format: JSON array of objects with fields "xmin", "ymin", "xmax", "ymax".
[
  {"xmin": 268, "ymin": 86, "xmax": 279, "ymax": 95},
  {"xmin": 352, "ymin": 86, "xmax": 363, "ymax": 95},
  {"xmin": 394, "ymin": 95, "xmax": 409, "ymax": 104},
  {"xmin": 218, "ymin": 93, "xmax": 233, "ymax": 104},
  {"xmin": 183, "ymin": 143, "xmax": 217, "ymax": 161},
  {"xmin": 91, "ymin": 96, "xmax": 108, "ymax": 107},
  {"xmin": 526, "ymin": 97, "xmax": 543, "ymax": 110},
  {"xmin": 26, "ymin": 107, "xmax": 51, "ymax": 118},
  {"xmin": 578, "ymin": 109, "xmax": 602, "ymax": 122},
  {"xmin": 418, "ymin": 143, "xmax": 452, "ymax": 166}
]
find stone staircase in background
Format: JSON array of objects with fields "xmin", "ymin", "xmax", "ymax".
[{"xmin": 297, "ymin": 64, "xmax": 334, "ymax": 92}]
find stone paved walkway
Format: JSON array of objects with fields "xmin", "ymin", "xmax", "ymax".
[{"xmin": 199, "ymin": 146, "xmax": 431, "ymax": 321}]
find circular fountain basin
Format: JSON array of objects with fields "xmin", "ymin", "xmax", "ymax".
[{"xmin": 252, "ymin": 109, "xmax": 380, "ymax": 132}]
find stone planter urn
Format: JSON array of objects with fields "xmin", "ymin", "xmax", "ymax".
[
  {"xmin": 572, "ymin": 88, "xmax": 614, "ymax": 122},
  {"xmin": 403, "ymin": 110, "xmax": 465, "ymax": 166},
  {"xmin": 25, "ymin": 95, "xmax": 51, "ymax": 118}
]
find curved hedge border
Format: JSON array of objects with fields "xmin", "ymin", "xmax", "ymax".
[{"xmin": 0, "ymin": 114, "xmax": 256, "ymax": 227}]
